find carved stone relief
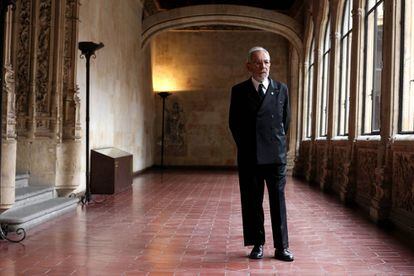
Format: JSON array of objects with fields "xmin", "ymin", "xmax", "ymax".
[
  {"xmin": 356, "ymin": 148, "xmax": 377, "ymax": 200},
  {"xmin": 36, "ymin": 0, "xmax": 51, "ymax": 114},
  {"xmin": 332, "ymin": 145, "xmax": 349, "ymax": 191},
  {"xmin": 62, "ymin": 86, "xmax": 81, "ymax": 140},
  {"xmin": 2, "ymin": 64, "xmax": 16, "ymax": 139},
  {"xmin": 15, "ymin": 0, "xmax": 31, "ymax": 134},
  {"xmin": 315, "ymin": 143, "xmax": 328, "ymax": 185},
  {"xmin": 11, "ymin": 0, "xmax": 82, "ymax": 193},
  {"xmin": 14, "ymin": 0, "xmax": 80, "ymax": 139},
  {"xmin": 294, "ymin": 141, "xmax": 311, "ymax": 179},
  {"xmin": 165, "ymin": 101, "xmax": 186, "ymax": 156},
  {"xmin": 34, "ymin": 0, "xmax": 52, "ymax": 134},
  {"xmin": 62, "ymin": 0, "xmax": 80, "ymax": 140},
  {"xmin": 393, "ymin": 152, "xmax": 414, "ymax": 212}
]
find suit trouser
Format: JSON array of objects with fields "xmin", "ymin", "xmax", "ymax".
[{"xmin": 238, "ymin": 163, "xmax": 289, "ymax": 249}]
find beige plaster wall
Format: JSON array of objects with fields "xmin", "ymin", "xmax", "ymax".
[
  {"xmin": 152, "ymin": 30, "xmax": 289, "ymax": 166},
  {"xmin": 77, "ymin": 0, "xmax": 154, "ymax": 186}
]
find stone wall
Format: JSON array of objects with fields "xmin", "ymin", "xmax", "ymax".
[
  {"xmin": 77, "ymin": 0, "xmax": 154, "ymax": 183},
  {"xmin": 151, "ymin": 30, "xmax": 289, "ymax": 166}
]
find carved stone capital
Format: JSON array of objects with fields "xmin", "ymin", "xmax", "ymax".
[
  {"xmin": 62, "ymin": 86, "xmax": 81, "ymax": 140},
  {"xmin": 351, "ymin": 8, "xmax": 363, "ymax": 17},
  {"xmin": 331, "ymin": 31, "xmax": 340, "ymax": 40}
]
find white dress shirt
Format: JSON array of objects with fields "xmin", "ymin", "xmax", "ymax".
[{"xmin": 251, "ymin": 77, "xmax": 269, "ymax": 95}]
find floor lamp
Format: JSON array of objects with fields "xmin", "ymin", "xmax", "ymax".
[
  {"xmin": 157, "ymin": 92, "xmax": 171, "ymax": 169},
  {"xmin": 78, "ymin": 41, "xmax": 104, "ymax": 205}
]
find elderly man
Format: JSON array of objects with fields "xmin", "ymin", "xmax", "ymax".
[{"xmin": 229, "ymin": 46, "xmax": 293, "ymax": 261}]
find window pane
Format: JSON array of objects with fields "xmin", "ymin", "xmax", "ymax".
[
  {"xmin": 363, "ymin": 1, "xmax": 383, "ymax": 134},
  {"xmin": 320, "ymin": 18, "xmax": 331, "ymax": 137},
  {"xmin": 325, "ymin": 18, "xmax": 331, "ymax": 50},
  {"xmin": 343, "ymin": 0, "xmax": 353, "ymax": 34},
  {"xmin": 367, "ymin": 0, "xmax": 381, "ymax": 11},
  {"xmin": 321, "ymin": 51, "xmax": 330, "ymax": 136},
  {"xmin": 345, "ymin": 32, "xmax": 351, "ymax": 134},
  {"xmin": 338, "ymin": 0, "xmax": 352, "ymax": 136},
  {"xmin": 401, "ymin": 0, "xmax": 414, "ymax": 132},
  {"xmin": 307, "ymin": 65, "xmax": 314, "ymax": 138},
  {"xmin": 306, "ymin": 38, "xmax": 315, "ymax": 138}
]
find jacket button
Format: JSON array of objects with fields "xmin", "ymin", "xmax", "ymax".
[{"xmin": 271, "ymin": 114, "xmax": 274, "ymax": 118}]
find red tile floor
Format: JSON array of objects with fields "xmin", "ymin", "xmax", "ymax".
[{"xmin": 1, "ymin": 170, "xmax": 414, "ymax": 275}]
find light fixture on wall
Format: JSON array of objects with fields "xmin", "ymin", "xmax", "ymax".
[
  {"xmin": 157, "ymin": 92, "xmax": 172, "ymax": 169},
  {"xmin": 78, "ymin": 41, "xmax": 104, "ymax": 205}
]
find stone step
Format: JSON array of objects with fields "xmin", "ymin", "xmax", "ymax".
[
  {"xmin": 14, "ymin": 186, "xmax": 55, "ymax": 209},
  {"xmin": 15, "ymin": 173, "xmax": 30, "ymax": 188},
  {"xmin": 0, "ymin": 197, "xmax": 79, "ymax": 231}
]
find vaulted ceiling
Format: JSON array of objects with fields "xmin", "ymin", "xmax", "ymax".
[{"xmin": 143, "ymin": 0, "xmax": 303, "ymax": 18}]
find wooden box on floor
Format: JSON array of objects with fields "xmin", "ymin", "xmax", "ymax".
[{"xmin": 90, "ymin": 148, "xmax": 133, "ymax": 194}]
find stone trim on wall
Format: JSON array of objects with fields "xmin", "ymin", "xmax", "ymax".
[{"xmin": 142, "ymin": 5, "xmax": 303, "ymax": 59}]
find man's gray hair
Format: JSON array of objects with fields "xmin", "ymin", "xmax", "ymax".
[{"xmin": 247, "ymin": 46, "xmax": 270, "ymax": 62}]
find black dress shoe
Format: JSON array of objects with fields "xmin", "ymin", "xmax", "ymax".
[
  {"xmin": 275, "ymin": 248, "xmax": 294, "ymax": 261},
  {"xmin": 249, "ymin": 245, "xmax": 264, "ymax": 259}
]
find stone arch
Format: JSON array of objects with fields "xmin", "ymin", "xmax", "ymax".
[{"xmin": 142, "ymin": 5, "xmax": 304, "ymax": 58}]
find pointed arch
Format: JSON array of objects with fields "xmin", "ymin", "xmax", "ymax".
[{"xmin": 142, "ymin": 5, "xmax": 303, "ymax": 59}]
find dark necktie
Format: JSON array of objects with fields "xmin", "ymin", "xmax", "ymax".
[{"xmin": 258, "ymin": 84, "xmax": 265, "ymax": 99}]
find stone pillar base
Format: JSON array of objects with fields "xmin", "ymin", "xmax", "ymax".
[
  {"xmin": 370, "ymin": 198, "xmax": 391, "ymax": 227},
  {"xmin": 55, "ymin": 141, "xmax": 81, "ymax": 196},
  {"xmin": 1, "ymin": 140, "xmax": 17, "ymax": 211}
]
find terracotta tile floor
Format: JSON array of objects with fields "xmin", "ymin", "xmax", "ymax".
[{"xmin": 1, "ymin": 170, "xmax": 414, "ymax": 275}]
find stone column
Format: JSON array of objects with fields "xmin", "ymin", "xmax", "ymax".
[
  {"xmin": 308, "ymin": 2, "xmax": 325, "ymax": 184},
  {"xmin": 1, "ymin": 3, "xmax": 17, "ymax": 211},
  {"xmin": 370, "ymin": 0, "xmax": 396, "ymax": 224},
  {"xmin": 55, "ymin": 0, "xmax": 82, "ymax": 196},
  {"xmin": 287, "ymin": 46, "xmax": 300, "ymax": 174},
  {"xmin": 338, "ymin": 1, "xmax": 364, "ymax": 203},
  {"xmin": 302, "ymin": 7, "xmax": 315, "ymax": 182},
  {"xmin": 320, "ymin": 0, "xmax": 341, "ymax": 191}
]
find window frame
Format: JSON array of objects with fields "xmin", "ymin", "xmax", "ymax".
[
  {"xmin": 306, "ymin": 38, "xmax": 315, "ymax": 138},
  {"xmin": 320, "ymin": 14, "xmax": 331, "ymax": 137},
  {"xmin": 361, "ymin": 0, "xmax": 384, "ymax": 135},
  {"xmin": 337, "ymin": 0, "xmax": 352, "ymax": 136},
  {"xmin": 398, "ymin": 0, "xmax": 414, "ymax": 134}
]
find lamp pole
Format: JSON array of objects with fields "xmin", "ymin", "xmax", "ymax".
[
  {"xmin": 78, "ymin": 41, "xmax": 104, "ymax": 204},
  {"xmin": 157, "ymin": 92, "xmax": 171, "ymax": 168}
]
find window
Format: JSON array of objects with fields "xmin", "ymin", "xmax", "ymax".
[
  {"xmin": 320, "ymin": 15, "xmax": 331, "ymax": 137},
  {"xmin": 399, "ymin": 0, "xmax": 414, "ymax": 133},
  {"xmin": 338, "ymin": 0, "xmax": 352, "ymax": 136},
  {"xmin": 306, "ymin": 38, "xmax": 315, "ymax": 138},
  {"xmin": 362, "ymin": 0, "xmax": 384, "ymax": 134}
]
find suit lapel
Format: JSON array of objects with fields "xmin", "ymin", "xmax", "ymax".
[
  {"xmin": 245, "ymin": 79, "xmax": 262, "ymax": 109},
  {"xmin": 260, "ymin": 78, "xmax": 279, "ymax": 109}
]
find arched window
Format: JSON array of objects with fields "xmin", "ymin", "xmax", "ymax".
[
  {"xmin": 399, "ymin": 0, "xmax": 414, "ymax": 133},
  {"xmin": 362, "ymin": 0, "xmax": 384, "ymax": 134},
  {"xmin": 320, "ymin": 14, "xmax": 331, "ymax": 137},
  {"xmin": 338, "ymin": 0, "xmax": 352, "ymax": 136},
  {"xmin": 306, "ymin": 38, "xmax": 315, "ymax": 138}
]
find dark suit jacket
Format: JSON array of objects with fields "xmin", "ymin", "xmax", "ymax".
[{"xmin": 229, "ymin": 78, "xmax": 290, "ymax": 166}]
